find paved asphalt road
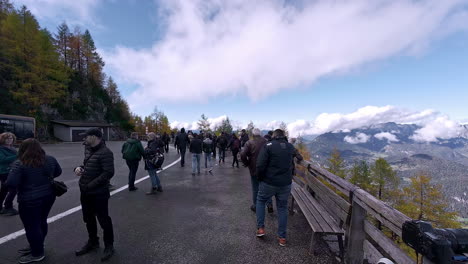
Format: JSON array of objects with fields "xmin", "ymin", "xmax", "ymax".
[{"xmin": 0, "ymin": 141, "xmax": 337, "ymax": 264}]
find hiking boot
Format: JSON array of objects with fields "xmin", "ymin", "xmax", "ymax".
[
  {"xmin": 250, "ymin": 205, "xmax": 256, "ymax": 212},
  {"xmin": 156, "ymin": 186, "xmax": 163, "ymax": 192},
  {"xmin": 256, "ymin": 228, "xmax": 265, "ymax": 237},
  {"xmin": 128, "ymin": 187, "xmax": 138, "ymax": 191},
  {"xmin": 18, "ymin": 246, "xmax": 31, "ymax": 256},
  {"xmin": 267, "ymin": 205, "xmax": 274, "ymax": 214},
  {"xmin": 18, "ymin": 254, "xmax": 45, "ymax": 264},
  {"xmin": 278, "ymin": 238, "xmax": 287, "ymax": 247},
  {"xmin": 2, "ymin": 207, "xmax": 18, "ymax": 216},
  {"xmin": 101, "ymin": 245, "xmax": 114, "ymax": 262},
  {"xmin": 75, "ymin": 240, "xmax": 99, "ymax": 256}
]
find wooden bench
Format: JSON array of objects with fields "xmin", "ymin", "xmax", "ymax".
[{"xmin": 290, "ymin": 180, "xmax": 349, "ymax": 260}]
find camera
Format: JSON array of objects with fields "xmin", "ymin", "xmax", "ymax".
[{"xmin": 402, "ymin": 220, "xmax": 468, "ymax": 264}]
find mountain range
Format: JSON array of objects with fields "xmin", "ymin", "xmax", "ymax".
[{"xmin": 303, "ymin": 122, "xmax": 468, "ymax": 217}]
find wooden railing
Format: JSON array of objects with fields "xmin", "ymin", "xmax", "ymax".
[{"xmin": 295, "ymin": 160, "xmax": 415, "ymax": 264}]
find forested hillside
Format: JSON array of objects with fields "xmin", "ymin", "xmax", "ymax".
[{"xmin": 0, "ymin": 0, "xmax": 133, "ymax": 138}]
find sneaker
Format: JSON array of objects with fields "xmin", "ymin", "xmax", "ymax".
[
  {"xmin": 267, "ymin": 205, "xmax": 274, "ymax": 214},
  {"xmin": 256, "ymin": 228, "xmax": 265, "ymax": 237},
  {"xmin": 75, "ymin": 240, "xmax": 99, "ymax": 256},
  {"xmin": 18, "ymin": 246, "xmax": 31, "ymax": 256},
  {"xmin": 101, "ymin": 245, "xmax": 114, "ymax": 262},
  {"xmin": 18, "ymin": 254, "xmax": 45, "ymax": 263},
  {"xmin": 278, "ymin": 238, "xmax": 287, "ymax": 247},
  {"xmin": 128, "ymin": 187, "xmax": 138, "ymax": 191},
  {"xmin": 2, "ymin": 207, "xmax": 18, "ymax": 216},
  {"xmin": 156, "ymin": 186, "xmax": 163, "ymax": 192},
  {"xmin": 250, "ymin": 205, "xmax": 256, "ymax": 212}
]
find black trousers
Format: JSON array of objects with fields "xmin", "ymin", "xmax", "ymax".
[
  {"xmin": 19, "ymin": 195, "xmax": 55, "ymax": 257},
  {"xmin": 164, "ymin": 143, "xmax": 169, "ymax": 153},
  {"xmin": 81, "ymin": 193, "xmax": 114, "ymax": 246},
  {"xmin": 232, "ymin": 150, "xmax": 239, "ymax": 167},
  {"xmin": 125, "ymin": 160, "xmax": 140, "ymax": 188},
  {"xmin": 0, "ymin": 173, "xmax": 17, "ymax": 209},
  {"xmin": 180, "ymin": 148, "xmax": 186, "ymax": 166},
  {"xmin": 218, "ymin": 148, "xmax": 226, "ymax": 162}
]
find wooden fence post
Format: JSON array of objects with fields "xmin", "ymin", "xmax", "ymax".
[{"xmin": 346, "ymin": 200, "xmax": 366, "ymax": 264}]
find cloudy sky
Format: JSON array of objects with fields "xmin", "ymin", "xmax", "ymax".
[{"xmin": 14, "ymin": 0, "xmax": 468, "ymax": 140}]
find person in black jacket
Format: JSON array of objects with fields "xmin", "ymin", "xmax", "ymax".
[
  {"xmin": 7, "ymin": 138, "xmax": 62, "ymax": 263},
  {"xmin": 255, "ymin": 129, "xmax": 303, "ymax": 247},
  {"xmin": 240, "ymin": 129, "xmax": 249, "ymax": 148},
  {"xmin": 217, "ymin": 132, "xmax": 228, "ymax": 164},
  {"xmin": 174, "ymin": 128, "xmax": 190, "ymax": 167},
  {"xmin": 189, "ymin": 133, "xmax": 203, "ymax": 176},
  {"xmin": 162, "ymin": 132, "xmax": 170, "ymax": 153},
  {"xmin": 74, "ymin": 128, "xmax": 115, "ymax": 261},
  {"xmin": 227, "ymin": 133, "xmax": 241, "ymax": 168}
]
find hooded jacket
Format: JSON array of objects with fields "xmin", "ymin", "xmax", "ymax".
[
  {"xmin": 175, "ymin": 129, "xmax": 190, "ymax": 150},
  {"xmin": 121, "ymin": 138, "xmax": 145, "ymax": 161}
]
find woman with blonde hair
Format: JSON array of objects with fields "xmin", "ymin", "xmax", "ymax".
[
  {"xmin": 0, "ymin": 132, "xmax": 18, "ymax": 216},
  {"xmin": 7, "ymin": 138, "xmax": 62, "ymax": 263}
]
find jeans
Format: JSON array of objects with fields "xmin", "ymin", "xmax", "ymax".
[
  {"xmin": 256, "ymin": 182, "xmax": 291, "ymax": 239},
  {"xmin": 250, "ymin": 176, "xmax": 272, "ymax": 208},
  {"xmin": 81, "ymin": 193, "xmax": 114, "ymax": 246},
  {"xmin": 148, "ymin": 169, "xmax": 161, "ymax": 188},
  {"xmin": 192, "ymin": 153, "xmax": 201, "ymax": 173},
  {"xmin": 125, "ymin": 160, "xmax": 140, "ymax": 188},
  {"xmin": 0, "ymin": 173, "xmax": 17, "ymax": 209},
  {"xmin": 218, "ymin": 148, "xmax": 225, "ymax": 162},
  {"xmin": 18, "ymin": 195, "xmax": 55, "ymax": 257},
  {"xmin": 180, "ymin": 148, "xmax": 186, "ymax": 166},
  {"xmin": 204, "ymin": 153, "xmax": 213, "ymax": 169}
]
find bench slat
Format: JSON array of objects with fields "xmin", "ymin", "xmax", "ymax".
[
  {"xmin": 296, "ymin": 187, "xmax": 343, "ymax": 234},
  {"xmin": 292, "ymin": 184, "xmax": 343, "ymax": 234}
]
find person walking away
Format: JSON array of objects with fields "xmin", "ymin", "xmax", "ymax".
[
  {"xmin": 202, "ymin": 134, "xmax": 214, "ymax": 173},
  {"xmin": 74, "ymin": 128, "xmax": 115, "ymax": 261},
  {"xmin": 174, "ymin": 128, "xmax": 190, "ymax": 167},
  {"xmin": 0, "ymin": 132, "xmax": 18, "ymax": 216},
  {"xmin": 227, "ymin": 133, "xmax": 240, "ymax": 168},
  {"xmin": 240, "ymin": 129, "xmax": 273, "ymax": 213},
  {"xmin": 240, "ymin": 129, "xmax": 249, "ymax": 149},
  {"xmin": 217, "ymin": 132, "xmax": 228, "ymax": 164},
  {"xmin": 190, "ymin": 134, "xmax": 202, "ymax": 176},
  {"xmin": 7, "ymin": 139, "xmax": 62, "ymax": 263},
  {"xmin": 162, "ymin": 132, "xmax": 170, "ymax": 153},
  {"xmin": 145, "ymin": 132, "xmax": 164, "ymax": 195},
  {"xmin": 255, "ymin": 129, "xmax": 303, "ymax": 247},
  {"xmin": 121, "ymin": 132, "xmax": 145, "ymax": 191}
]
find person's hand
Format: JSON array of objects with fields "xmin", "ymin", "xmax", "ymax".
[{"xmin": 75, "ymin": 167, "xmax": 84, "ymax": 176}]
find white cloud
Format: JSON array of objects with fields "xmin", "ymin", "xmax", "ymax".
[
  {"xmin": 169, "ymin": 106, "xmax": 468, "ymax": 141},
  {"xmin": 344, "ymin": 133, "xmax": 370, "ymax": 144},
  {"xmin": 375, "ymin": 132, "xmax": 399, "ymax": 142},
  {"xmin": 411, "ymin": 116, "xmax": 466, "ymax": 142},
  {"xmin": 102, "ymin": 0, "xmax": 468, "ymax": 110},
  {"xmin": 15, "ymin": 0, "xmax": 101, "ymax": 25}
]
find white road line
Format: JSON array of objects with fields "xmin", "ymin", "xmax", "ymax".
[{"xmin": 0, "ymin": 156, "xmax": 181, "ymax": 245}]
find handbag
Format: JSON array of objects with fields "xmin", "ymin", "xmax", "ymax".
[{"xmin": 47, "ymin": 166, "xmax": 68, "ymax": 197}]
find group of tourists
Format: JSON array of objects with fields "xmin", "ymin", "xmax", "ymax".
[
  {"xmin": 0, "ymin": 124, "xmax": 304, "ymax": 263},
  {"xmin": 0, "ymin": 128, "xmax": 116, "ymax": 263},
  {"xmin": 172, "ymin": 126, "xmax": 304, "ymax": 246}
]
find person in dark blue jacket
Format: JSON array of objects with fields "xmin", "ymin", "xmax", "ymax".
[
  {"xmin": 7, "ymin": 138, "xmax": 62, "ymax": 264},
  {"xmin": 255, "ymin": 129, "xmax": 303, "ymax": 247}
]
